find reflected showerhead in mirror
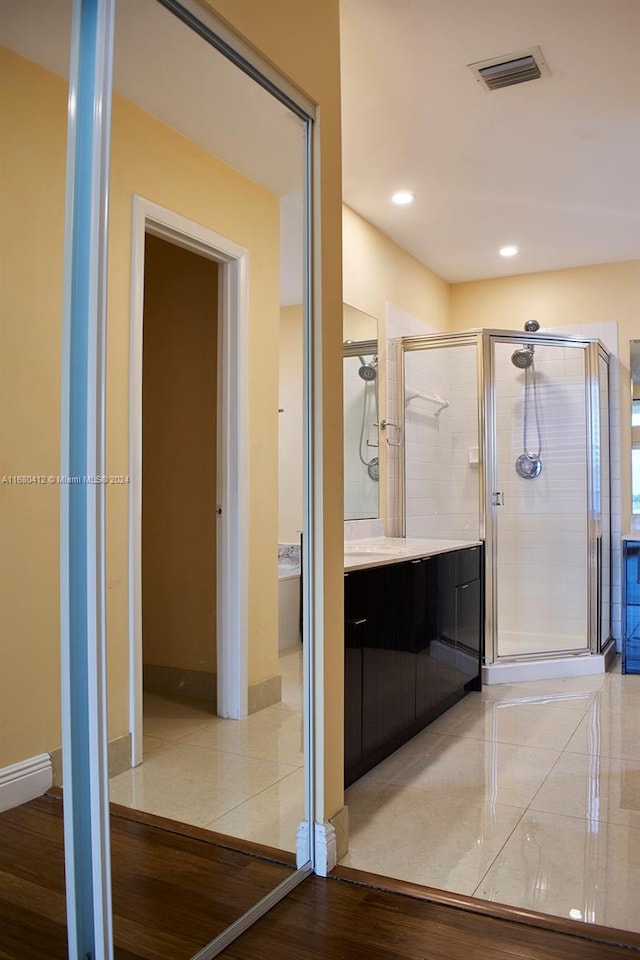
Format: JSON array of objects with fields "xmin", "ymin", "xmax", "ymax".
[{"xmin": 358, "ymin": 356, "xmax": 377, "ymax": 381}]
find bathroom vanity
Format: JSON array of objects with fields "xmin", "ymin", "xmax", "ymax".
[{"xmin": 344, "ymin": 539, "xmax": 484, "ymax": 786}]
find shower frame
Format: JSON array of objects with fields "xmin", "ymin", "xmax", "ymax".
[{"xmin": 394, "ymin": 328, "xmax": 614, "ymax": 666}]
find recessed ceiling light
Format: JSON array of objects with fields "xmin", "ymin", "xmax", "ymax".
[
  {"xmin": 392, "ymin": 190, "xmax": 415, "ymax": 206},
  {"xmin": 499, "ymin": 245, "xmax": 518, "ymax": 257}
]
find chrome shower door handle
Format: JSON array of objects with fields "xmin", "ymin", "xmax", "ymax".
[
  {"xmin": 378, "ymin": 419, "xmax": 401, "ymax": 447},
  {"xmin": 492, "ymin": 491, "xmax": 505, "ymax": 506}
]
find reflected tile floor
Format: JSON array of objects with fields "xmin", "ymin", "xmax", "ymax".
[
  {"xmin": 340, "ymin": 658, "xmax": 640, "ymax": 933},
  {"xmin": 109, "ymin": 647, "xmax": 305, "ymax": 853}
]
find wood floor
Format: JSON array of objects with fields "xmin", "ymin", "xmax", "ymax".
[
  {"xmin": 0, "ymin": 795, "xmax": 293, "ymax": 960},
  {"xmin": 0, "ymin": 795, "xmax": 638, "ymax": 960},
  {"xmin": 219, "ymin": 879, "xmax": 640, "ymax": 960}
]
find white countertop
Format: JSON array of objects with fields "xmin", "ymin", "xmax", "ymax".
[{"xmin": 344, "ymin": 537, "xmax": 482, "ymax": 571}]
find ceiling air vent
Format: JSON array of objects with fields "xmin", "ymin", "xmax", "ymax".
[{"xmin": 468, "ymin": 46, "xmax": 550, "ymax": 91}]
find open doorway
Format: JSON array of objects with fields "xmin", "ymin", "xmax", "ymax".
[
  {"xmin": 128, "ymin": 199, "xmax": 252, "ymax": 768},
  {"xmin": 141, "ymin": 233, "xmax": 219, "ymax": 711}
]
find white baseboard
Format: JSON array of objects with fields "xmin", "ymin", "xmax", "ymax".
[
  {"xmin": 0, "ymin": 753, "xmax": 52, "ymax": 813},
  {"xmin": 483, "ymin": 654, "xmax": 606, "ymax": 685},
  {"xmin": 313, "ymin": 820, "xmax": 337, "ymax": 877}
]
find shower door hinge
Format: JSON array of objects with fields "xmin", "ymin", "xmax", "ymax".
[{"xmin": 492, "ymin": 491, "xmax": 505, "ymax": 506}]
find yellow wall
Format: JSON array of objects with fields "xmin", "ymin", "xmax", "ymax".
[
  {"xmin": 0, "ymin": 47, "xmax": 66, "ymax": 769},
  {"xmin": 108, "ymin": 92, "xmax": 281, "ymax": 697},
  {"xmin": 343, "ymin": 205, "xmax": 450, "ymax": 332},
  {"xmin": 0, "ymin": 46, "xmax": 281, "ymax": 765},
  {"xmin": 451, "ymin": 260, "xmax": 640, "ymax": 528},
  {"xmin": 278, "ymin": 305, "xmax": 304, "ymax": 544},
  {"xmin": 450, "ymin": 261, "xmax": 640, "ymax": 335},
  {"xmin": 205, "ymin": 0, "xmax": 345, "ymax": 821},
  {"xmin": 343, "ymin": 303, "xmax": 378, "ymax": 341},
  {"xmin": 142, "ymin": 235, "xmax": 218, "ymax": 675}
]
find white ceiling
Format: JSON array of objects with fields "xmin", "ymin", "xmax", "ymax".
[{"xmin": 340, "ymin": 0, "xmax": 640, "ymax": 282}]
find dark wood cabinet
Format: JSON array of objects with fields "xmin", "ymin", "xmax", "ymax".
[
  {"xmin": 344, "ymin": 544, "xmax": 483, "ymax": 786},
  {"xmin": 435, "ymin": 544, "xmax": 483, "ymax": 691},
  {"xmin": 362, "ymin": 562, "xmax": 416, "ymax": 756},
  {"xmin": 344, "ymin": 569, "xmax": 367, "ymax": 773}
]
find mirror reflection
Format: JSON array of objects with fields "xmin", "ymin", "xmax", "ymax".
[
  {"xmin": 2, "ymin": 0, "xmax": 310, "ymax": 951},
  {"xmin": 343, "ymin": 305, "xmax": 379, "ymax": 520}
]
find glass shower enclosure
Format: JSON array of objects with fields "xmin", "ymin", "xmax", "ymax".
[{"xmin": 394, "ymin": 329, "xmax": 613, "ymax": 667}]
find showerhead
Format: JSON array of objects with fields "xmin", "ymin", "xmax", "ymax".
[
  {"xmin": 358, "ymin": 356, "xmax": 378, "ymax": 381},
  {"xmin": 524, "ymin": 319, "xmax": 540, "ymax": 332},
  {"xmin": 511, "ymin": 347, "xmax": 534, "ymax": 369}
]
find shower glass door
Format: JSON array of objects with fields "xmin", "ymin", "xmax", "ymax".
[{"xmin": 491, "ymin": 338, "xmax": 590, "ymax": 658}]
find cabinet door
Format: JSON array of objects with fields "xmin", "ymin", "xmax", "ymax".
[
  {"xmin": 456, "ymin": 545, "xmax": 481, "ymax": 585},
  {"xmin": 456, "ymin": 579, "xmax": 481, "ymax": 684},
  {"xmin": 362, "ymin": 562, "xmax": 416, "ymax": 755},
  {"xmin": 413, "ymin": 558, "xmax": 438, "ymax": 719},
  {"xmin": 344, "ymin": 570, "xmax": 367, "ymax": 774},
  {"xmin": 432, "ymin": 552, "xmax": 467, "ymax": 697}
]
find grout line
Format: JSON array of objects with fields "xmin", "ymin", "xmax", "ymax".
[
  {"xmin": 562, "ymin": 748, "xmax": 638, "ymax": 761},
  {"xmin": 517, "ymin": 686, "xmax": 598, "ymax": 815},
  {"xmin": 470, "ymin": 805, "xmax": 529, "ymax": 899},
  {"xmin": 202, "ymin": 766, "xmax": 304, "ymax": 831},
  {"xmin": 523, "ymin": 806, "xmax": 640, "ymax": 832},
  {"xmin": 435, "ymin": 731, "xmax": 570, "ymax": 755},
  {"xmin": 524, "ymin": 738, "xmax": 569, "ymax": 815}
]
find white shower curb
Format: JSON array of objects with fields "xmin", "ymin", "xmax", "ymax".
[{"xmin": 483, "ymin": 653, "xmax": 607, "ymax": 685}]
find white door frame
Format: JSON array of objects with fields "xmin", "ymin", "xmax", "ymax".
[{"xmin": 128, "ymin": 195, "xmax": 249, "ymax": 766}]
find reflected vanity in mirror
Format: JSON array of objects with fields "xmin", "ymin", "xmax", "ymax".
[
  {"xmin": 631, "ymin": 340, "xmax": 640, "ymax": 515},
  {"xmin": 343, "ymin": 304, "xmax": 379, "ymax": 520}
]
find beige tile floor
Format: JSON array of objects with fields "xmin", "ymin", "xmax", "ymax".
[
  {"xmin": 340, "ymin": 656, "xmax": 640, "ymax": 933},
  {"xmin": 110, "ymin": 650, "xmax": 640, "ymax": 933},
  {"xmin": 109, "ymin": 646, "xmax": 305, "ymax": 852}
]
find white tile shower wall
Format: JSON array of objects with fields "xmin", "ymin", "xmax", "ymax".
[
  {"xmin": 547, "ymin": 322, "xmax": 621, "ymax": 647},
  {"xmin": 344, "ymin": 355, "xmax": 379, "ymax": 520},
  {"xmin": 403, "ymin": 343, "xmax": 480, "ymax": 542},
  {"xmin": 404, "ymin": 347, "xmax": 452, "ymax": 538},
  {"xmin": 344, "ymin": 518, "xmax": 384, "ymax": 541},
  {"xmin": 384, "ymin": 303, "xmax": 440, "ymax": 535},
  {"xmin": 494, "ymin": 343, "xmax": 589, "ymax": 654},
  {"xmin": 447, "ymin": 345, "xmax": 481, "ymax": 539}
]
